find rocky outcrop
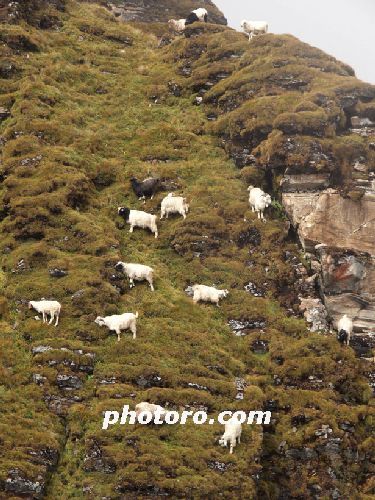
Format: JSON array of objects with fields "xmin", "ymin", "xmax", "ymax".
[
  {"xmin": 169, "ymin": 23, "xmax": 375, "ymax": 349},
  {"xmin": 283, "ymin": 186, "xmax": 375, "ymax": 340},
  {"xmin": 108, "ymin": 0, "xmax": 227, "ymax": 25}
]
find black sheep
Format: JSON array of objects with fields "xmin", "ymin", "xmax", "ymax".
[
  {"xmin": 130, "ymin": 177, "xmax": 160, "ymax": 203},
  {"xmin": 185, "ymin": 8, "xmax": 208, "ymax": 25},
  {"xmin": 185, "ymin": 12, "xmax": 200, "ymax": 26}
]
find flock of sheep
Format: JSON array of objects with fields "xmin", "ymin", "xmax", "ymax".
[
  {"xmin": 28, "ymin": 183, "xmax": 273, "ymax": 336},
  {"xmin": 168, "ymin": 7, "xmax": 269, "ymax": 40},
  {"xmin": 26, "ymin": 7, "xmax": 355, "ymax": 453}
]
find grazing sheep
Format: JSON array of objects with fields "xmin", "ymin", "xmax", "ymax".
[
  {"xmin": 219, "ymin": 416, "xmax": 242, "ymax": 454},
  {"xmin": 130, "ymin": 177, "xmax": 160, "ymax": 203},
  {"xmin": 28, "ymin": 300, "xmax": 61, "ymax": 326},
  {"xmin": 247, "ymin": 186, "xmax": 272, "ymax": 221},
  {"xmin": 160, "ymin": 193, "xmax": 189, "ymax": 220},
  {"xmin": 168, "ymin": 18, "xmax": 186, "ymax": 32},
  {"xmin": 115, "ymin": 261, "xmax": 155, "ymax": 291},
  {"xmin": 192, "ymin": 284, "xmax": 229, "ymax": 306},
  {"xmin": 135, "ymin": 402, "xmax": 167, "ymax": 423},
  {"xmin": 94, "ymin": 312, "xmax": 138, "ymax": 341},
  {"xmin": 241, "ymin": 20, "xmax": 268, "ymax": 40},
  {"xmin": 337, "ymin": 314, "xmax": 353, "ymax": 346},
  {"xmin": 118, "ymin": 207, "xmax": 158, "ymax": 238}
]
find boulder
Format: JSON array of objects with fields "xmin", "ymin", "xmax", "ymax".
[
  {"xmin": 0, "ymin": 107, "xmax": 10, "ymax": 121},
  {"xmin": 56, "ymin": 374, "xmax": 83, "ymax": 390},
  {"xmin": 49, "ymin": 268, "xmax": 68, "ymax": 278},
  {"xmin": 299, "ymin": 297, "xmax": 328, "ymax": 332},
  {"xmin": 4, "ymin": 469, "xmax": 45, "ymax": 498}
]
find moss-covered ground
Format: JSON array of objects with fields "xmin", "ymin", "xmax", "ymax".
[{"xmin": 0, "ymin": 2, "xmax": 373, "ymax": 498}]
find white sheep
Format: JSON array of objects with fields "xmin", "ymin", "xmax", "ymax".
[
  {"xmin": 135, "ymin": 402, "xmax": 167, "ymax": 423},
  {"xmin": 241, "ymin": 20, "xmax": 268, "ymax": 40},
  {"xmin": 192, "ymin": 284, "xmax": 229, "ymax": 306},
  {"xmin": 337, "ymin": 314, "xmax": 353, "ymax": 346},
  {"xmin": 115, "ymin": 262, "xmax": 155, "ymax": 291},
  {"xmin": 118, "ymin": 207, "xmax": 158, "ymax": 238},
  {"xmin": 94, "ymin": 312, "xmax": 138, "ymax": 341},
  {"xmin": 160, "ymin": 193, "xmax": 189, "ymax": 220},
  {"xmin": 168, "ymin": 18, "xmax": 186, "ymax": 32},
  {"xmin": 248, "ymin": 186, "xmax": 272, "ymax": 221},
  {"xmin": 28, "ymin": 300, "xmax": 61, "ymax": 326},
  {"xmin": 219, "ymin": 416, "xmax": 242, "ymax": 454}
]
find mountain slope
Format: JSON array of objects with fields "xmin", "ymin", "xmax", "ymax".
[{"xmin": 0, "ymin": 2, "xmax": 373, "ymax": 498}]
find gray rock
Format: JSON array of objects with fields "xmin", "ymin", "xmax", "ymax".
[
  {"xmin": 207, "ymin": 461, "xmax": 232, "ymax": 472},
  {"xmin": 5, "ymin": 469, "xmax": 44, "ymax": 498},
  {"xmin": 285, "ymin": 447, "xmax": 317, "ymax": 460},
  {"xmin": 32, "ymin": 345, "xmax": 53, "ymax": 355},
  {"xmin": 228, "ymin": 319, "xmax": 266, "ymax": 336},
  {"xmin": 299, "ymin": 297, "xmax": 328, "ymax": 332},
  {"xmin": 250, "ymin": 339, "xmax": 269, "ymax": 354},
  {"xmin": 56, "ymin": 374, "xmax": 83, "ymax": 390},
  {"xmin": 49, "ymin": 268, "xmax": 68, "ymax": 278}
]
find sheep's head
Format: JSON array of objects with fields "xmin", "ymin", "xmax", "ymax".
[
  {"xmin": 240, "ymin": 20, "xmax": 247, "ymax": 29},
  {"xmin": 338, "ymin": 329, "xmax": 348, "ymax": 342},
  {"xmin": 115, "ymin": 261, "xmax": 125, "ymax": 272},
  {"xmin": 247, "ymin": 185, "xmax": 254, "ymax": 191},
  {"xmin": 221, "ymin": 290, "xmax": 229, "ymax": 298},
  {"xmin": 263, "ymin": 194, "xmax": 272, "ymax": 206},
  {"xmin": 218, "ymin": 436, "xmax": 227, "ymax": 446},
  {"xmin": 118, "ymin": 207, "xmax": 130, "ymax": 220},
  {"xmin": 28, "ymin": 301, "xmax": 34, "ymax": 309},
  {"xmin": 94, "ymin": 316, "xmax": 105, "ymax": 327}
]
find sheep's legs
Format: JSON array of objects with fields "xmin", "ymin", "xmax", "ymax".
[
  {"xmin": 129, "ymin": 225, "xmax": 134, "ymax": 233},
  {"xmin": 42, "ymin": 312, "xmax": 46, "ymax": 323},
  {"xmin": 116, "ymin": 330, "xmax": 121, "ymax": 342},
  {"xmin": 131, "ymin": 326, "xmax": 136, "ymax": 339},
  {"xmin": 129, "ymin": 278, "xmax": 134, "ymax": 288},
  {"xmin": 148, "ymin": 279, "xmax": 154, "ymax": 291},
  {"xmin": 55, "ymin": 313, "xmax": 59, "ymax": 326},
  {"xmin": 48, "ymin": 313, "xmax": 54, "ymax": 325}
]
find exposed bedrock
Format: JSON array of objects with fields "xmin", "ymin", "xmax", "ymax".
[
  {"xmin": 283, "ymin": 184, "xmax": 375, "ymax": 346},
  {"xmin": 108, "ymin": 0, "xmax": 227, "ymax": 25}
]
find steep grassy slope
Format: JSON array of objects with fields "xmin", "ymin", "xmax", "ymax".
[{"xmin": 0, "ymin": 2, "xmax": 373, "ymax": 498}]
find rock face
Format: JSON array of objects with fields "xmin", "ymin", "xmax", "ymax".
[
  {"xmin": 282, "ymin": 189, "xmax": 375, "ymax": 255},
  {"xmin": 283, "ymin": 186, "xmax": 375, "ymax": 338},
  {"xmin": 109, "ymin": 0, "xmax": 227, "ymax": 25}
]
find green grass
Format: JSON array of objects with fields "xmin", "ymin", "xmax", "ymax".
[{"xmin": 0, "ymin": 2, "xmax": 373, "ymax": 498}]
